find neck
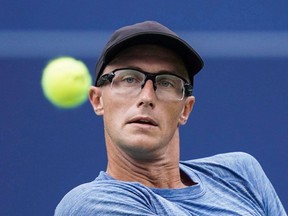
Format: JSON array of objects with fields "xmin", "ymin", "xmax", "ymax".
[
  {"xmin": 105, "ymin": 132, "xmax": 195, "ymax": 188},
  {"xmin": 107, "ymin": 156, "xmax": 184, "ymax": 188}
]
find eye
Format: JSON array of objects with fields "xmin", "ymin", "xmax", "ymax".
[
  {"xmin": 157, "ymin": 76, "xmax": 178, "ymax": 88},
  {"xmin": 116, "ymin": 70, "xmax": 143, "ymax": 86},
  {"xmin": 158, "ymin": 79, "xmax": 174, "ymax": 88},
  {"xmin": 122, "ymin": 76, "xmax": 138, "ymax": 84}
]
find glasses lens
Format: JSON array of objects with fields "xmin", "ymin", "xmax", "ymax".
[
  {"xmin": 111, "ymin": 69, "xmax": 144, "ymax": 95},
  {"xmin": 156, "ymin": 75, "xmax": 184, "ymax": 100}
]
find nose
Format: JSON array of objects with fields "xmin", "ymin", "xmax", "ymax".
[
  {"xmin": 141, "ymin": 76, "xmax": 157, "ymax": 91},
  {"xmin": 137, "ymin": 80, "xmax": 156, "ymax": 108}
]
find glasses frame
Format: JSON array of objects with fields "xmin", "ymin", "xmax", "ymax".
[{"xmin": 95, "ymin": 68, "xmax": 193, "ymax": 99}]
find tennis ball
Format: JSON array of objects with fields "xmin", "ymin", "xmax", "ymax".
[{"xmin": 41, "ymin": 57, "xmax": 92, "ymax": 108}]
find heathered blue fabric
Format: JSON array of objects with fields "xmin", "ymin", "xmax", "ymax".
[{"xmin": 55, "ymin": 152, "xmax": 286, "ymax": 215}]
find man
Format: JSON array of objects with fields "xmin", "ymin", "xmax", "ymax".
[{"xmin": 55, "ymin": 21, "xmax": 286, "ymax": 215}]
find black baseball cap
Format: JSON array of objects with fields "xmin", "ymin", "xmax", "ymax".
[{"xmin": 94, "ymin": 21, "xmax": 204, "ymax": 85}]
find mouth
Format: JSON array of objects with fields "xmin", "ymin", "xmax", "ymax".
[{"xmin": 127, "ymin": 116, "xmax": 158, "ymax": 127}]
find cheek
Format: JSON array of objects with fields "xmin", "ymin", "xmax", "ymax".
[
  {"xmin": 101, "ymin": 94, "xmax": 129, "ymax": 128},
  {"xmin": 102, "ymin": 102, "xmax": 122, "ymax": 140},
  {"xmin": 162, "ymin": 104, "xmax": 184, "ymax": 127}
]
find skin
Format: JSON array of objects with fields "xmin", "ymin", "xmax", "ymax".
[{"xmin": 89, "ymin": 44, "xmax": 196, "ymax": 189}]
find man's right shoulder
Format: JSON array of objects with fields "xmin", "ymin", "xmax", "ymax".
[
  {"xmin": 54, "ymin": 179, "xmax": 153, "ymax": 215},
  {"xmin": 54, "ymin": 180, "xmax": 110, "ymax": 215}
]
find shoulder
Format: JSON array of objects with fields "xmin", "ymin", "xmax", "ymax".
[
  {"xmin": 189, "ymin": 151, "xmax": 260, "ymax": 167},
  {"xmin": 54, "ymin": 179, "xmax": 156, "ymax": 215},
  {"xmin": 54, "ymin": 181, "xmax": 102, "ymax": 215},
  {"xmin": 182, "ymin": 152, "xmax": 270, "ymax": 201},
  {"xmin": 182, "ymin": 152, "xmax": 264, "ymax": 181},
  {"xmin": 182, "ymin": 153, "xmax": 287, "ymax": 214},
  {"xmin": 191, "ymin": 151, "xmax": 258, "ymax": 164}
]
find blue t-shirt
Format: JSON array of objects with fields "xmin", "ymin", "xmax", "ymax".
[{"xmin": 55, "ymin": 152, "xmax": 286, "ymax": 215}]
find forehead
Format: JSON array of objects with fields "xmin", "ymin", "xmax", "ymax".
[{"xmin": 104, "ymin": 45, "xmax": 188, "ymax": 77}]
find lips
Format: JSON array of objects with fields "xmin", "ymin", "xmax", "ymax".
[{"xmin": 127, "ymin": 116, "xmax": 158, "ymax": 126}]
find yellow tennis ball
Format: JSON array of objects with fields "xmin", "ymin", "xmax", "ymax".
[{"xmin": 41, "ymin": 57, "xmax": 92, "ymax": 108}]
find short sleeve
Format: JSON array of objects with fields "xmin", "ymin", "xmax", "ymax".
[
  {"xmin": 211, "ymin": 152, "xmax": 287, "ymax": 216},
  {"xmin": 236, "ymin": 153, "xmax": 286, "ymax": 215}
]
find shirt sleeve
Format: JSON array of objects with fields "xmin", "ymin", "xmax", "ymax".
[
  {"xmin": 54, "ymin": 181, "xmax": 158, "ymax": 216},
  {"xmin": 219, "ymin": 152, "xmax": 287, "ymax": 216},
  {"xmin": 243, "ymin": 153, "xmax": 286, "ymax": 215}
]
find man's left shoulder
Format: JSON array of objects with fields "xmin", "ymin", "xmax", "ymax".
[
  {"xmin": 186, "ymin": 152, "xmax": 259, "ymax": 165},
  {"xmin": 203, "ymin": 152, "xmax": 259, "ymax": 166},
  {"xmin": 182, "ymin": 152, "xmax": 263, "ymax": 179}
]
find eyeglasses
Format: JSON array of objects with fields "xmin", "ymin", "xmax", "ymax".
[{"xmin": 96, "ymin": 68, "xmax": 193, "ymax": 101}]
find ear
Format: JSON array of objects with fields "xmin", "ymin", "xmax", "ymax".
[
  {"xmin": 89, "ymin": 86, "xmax": 104, "ymax": 116},
  {"xmin": 178, "ymin": 96, "xmax": 195, "ymax": 125}
]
